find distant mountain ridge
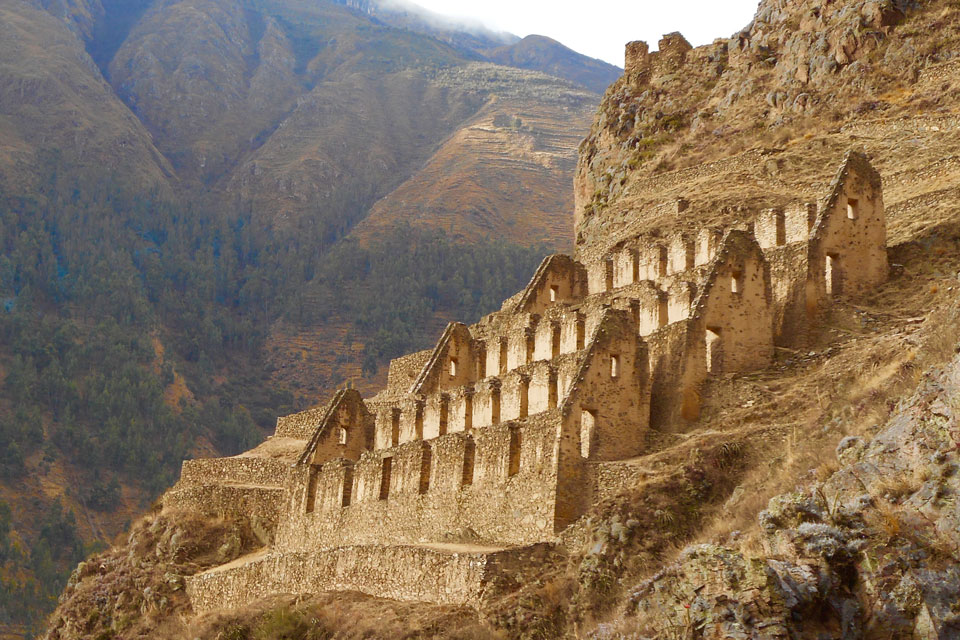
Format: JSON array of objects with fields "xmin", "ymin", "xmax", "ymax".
[
  {"xmin": 333, "ymin": 0, "xmax": 622, "ymax": 92},
  {"xmin": 5, "ymin": 0, "xmax": 617, "ymax": 239},
  {"xmin": 487, "ymin": 34, "xmax": 622, "ymax": 94}
]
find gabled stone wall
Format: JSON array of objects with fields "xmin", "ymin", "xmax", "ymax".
[
  {"xmin": 809, "ymin": 151, "xmax": 888, "ymax": 302},
  {"xmin": 175, "ymin": 151, "xmax": 890, "ymax": 613}
]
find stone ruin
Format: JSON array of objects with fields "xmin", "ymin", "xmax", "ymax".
[{"xmin": 167, "ymin": 151, "xmax": 888, "ymax": 612}]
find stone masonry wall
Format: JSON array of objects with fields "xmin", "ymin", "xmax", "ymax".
[
  {"xmin": 563, "ymin": 309, "xmax": 650, "ymax": 462},
  {"xmin": 165, "ymin": 484, "xmax": 283, "ymax": 543},
  {"xmin": 178, "ymin": 456, "xmax": 292, "ymax": 488},
  {"xmin": 186, "ymin": 543, "xmax": 561, "ymax": 614},
  {"xmin": 275, "ymin": 405, "xmax": 329, "ymax": 440},
  {"xmin": 276, "ymin": 412, "xmax": 563, "ymax": 551},
  {"xmin": 809, "ymin": 152, "xmax": 888, "ymax": 304}
]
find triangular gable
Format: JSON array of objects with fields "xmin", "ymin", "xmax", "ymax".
[
  {"xmin": 296, "ymin": 389, "xmax": 370, "ymax": 466},
  {"xmin": 691, "ymin": 229, "xmax": 771, "ymax": 317},
  {"xmin": 516, "ymin": 254, "xmax": 586, "ymax": 313},
  {"xmin": 409, "ymin": 322, "xmax": 473, "ymax": 395},
  {"xmin": 810, "ymin": 150, "xmax": 882, "ymax": 242}
]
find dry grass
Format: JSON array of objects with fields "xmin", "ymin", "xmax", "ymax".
[{"xmin": 189, "ymin": 593, "xmax": 492, "ymax": 640}]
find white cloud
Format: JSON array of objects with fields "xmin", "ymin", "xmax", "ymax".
[{"xmin": 408, "ymin": 0, "xmax": 761, "ymax": 66}]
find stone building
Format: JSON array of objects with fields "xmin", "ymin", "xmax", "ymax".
[{"xmin": 168, "ymin": 151, "xmax": 887, "ymax": 612}]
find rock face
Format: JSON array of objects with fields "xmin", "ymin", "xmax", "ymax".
[
  {"xmin": 574, "ymin": 0, "xmax": 955, "ymax": 254},
  {"xmin": 602, "ymin": 344, "xmax": 960, "ymax": 638}
]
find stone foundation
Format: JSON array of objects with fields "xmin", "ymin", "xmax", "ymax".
[{"xmin": 186, "ymin": 543, "xmax": 560, "ymax": 613}]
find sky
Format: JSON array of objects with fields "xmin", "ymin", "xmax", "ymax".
[{"xmin": 409, "ymin": 0, "xmax": 762, "ymax": 67}]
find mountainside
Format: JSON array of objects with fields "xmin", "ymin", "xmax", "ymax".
[
  {"xmin": 335, "ymin": 0, "xmax": 622, "ymax": 93},
  {"xmin": 0, "ymin": 0, "xmax": 172, "ymax": 197},
  {"xmin": 34, "ymin": 0, "xmax": 960, "ymax": 638},
  {"xmin": 0, "ymin": 0, "xmax": 617, "ymax": 634},
  {"xmin": 487, "ymin": 35, "xmax": 623, "ymax": 94},
  {"xmin": 353, "ymin": 63, "xmax": 597, "ymax": 247}
]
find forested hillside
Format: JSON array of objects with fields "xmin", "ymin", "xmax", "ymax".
[{"xmin": 0, "ymin": 156, "xmax": 546, "ymax": 634}]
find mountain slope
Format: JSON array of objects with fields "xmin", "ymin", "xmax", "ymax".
[
  {"xmin": 225, "ymin": 69, "xmax": 484, "ymax": 230},
  {"xmin": 486, "ymin": 34, "xmax": 622, "ymax": 94},
  {"xmin": 352, "ymin": 64, "xmax": 597, "ymax": 249},
  {"xmin": 0, "ymin": 0, "xmax": 172, "ymax": 196}
]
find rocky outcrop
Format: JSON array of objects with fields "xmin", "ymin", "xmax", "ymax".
[
  {"xmin": 575, "ymin": 0, "xmax": 958, "ymax": 250},
  {"xmin": 599, "ymin": 336, "xmax": 960, "ymax": 638}
]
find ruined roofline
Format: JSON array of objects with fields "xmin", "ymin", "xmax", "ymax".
[
  {"xmin": 516, "ymin": 254, "xmax": 581, "ymax": 312},
  {"xmin": 811, "ymin": 150, "xmax": 882, "ymax": 243},
  {"xmin": 295, "ymin": 389, "xmax": 367, "ymax": 467},
  {"xmin": 580, "ymin": 149, "xmax": 877, "ymax": 285},
  {"xmin": 409, "ymin": 321, "xmax": 471, "ymax": 395},
  {"xmin": 690, "ymin": 229, "xmax": 771, "ymax": 320},
  {"xmin": 556, "ymin": 307, "xmax": 636, "ymax": 419},
  {"xmin": 623, "ymin": 32, "xmax": 693, "ymax": 75}
]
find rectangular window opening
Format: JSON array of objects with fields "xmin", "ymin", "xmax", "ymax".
[
  {"xmin": 390, "ymin": 408, "xmax": 400, "ymax": 447},
  {"xmin": 519, "ymin": 378, "xmax": 529, "ymax": 418},
  {"xmin": 847, "ymin": 198, "xmax": 859, "ymax": 220},
  {"xmin": 657, "ymin": 247, "xmax": 668, "ymax": 278},
  {"xmin": 379, "ymin": 457, "xmax": 392, "ymax": 501},
  {"xmin": 338, "ymin": 426, "xmax": 348, "ymax": 445},
  {"xmin": 731, "ymin": 271, "xmax": 743, "ymax": 295},
  {"xmin": 414, "ymin": 403, "xmax": 424, "ymax": 440},
  {"xmin": 438, "ymin": 397, "xmax": 448, "ymax": 437},
  {"xmin": 341, "ymin": 466, "xmax": 353, "ymax": 507},
  {"xmin": 604, "ymin": 259, "xmax": 615, "ymax": 291},
  {"xmin": 449, "ymin": 357, "xmax": 458, "ymax": 378},
  {"xmin": 706, "ymin": 328, "xmax": 722, "ymax": 374},
  {"xmin": 464, "ymin": 393, "xmax": 473, "ymax": 431},
  {"xmin": 306, "ymin": 469, "xmax": 319, "ymax": 513},
  {"xmin": 826, "ymin": 253, "xmax": 840, "ymax": 296},
  {"xmin": 491, "ymin": 388, "xmax": 501, "ymax": 425},
  {"xmin": 580, "ymin": 409, "xmax": 596, "ymax": 459},
  {"xmin": 419, "ymin": 447, "xmax": 432, "ymax": 495},
  {"xmin": 499, "ymin": 338, "xmax": 508, "ymax": 375},
  {"xmin": 549, "ymin": 285, "xmax": 558, "ymax": 302},
  {"xmin": 508, "ymin": 428, "xmax": 521, "ymax": 477},
  {"xmin": 611, "ymin": 354, "xmax": 620, "ymax": 379},
  {"xmin": 461, "ymin": 438, "xmax": 476, "ymax": 486}
]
